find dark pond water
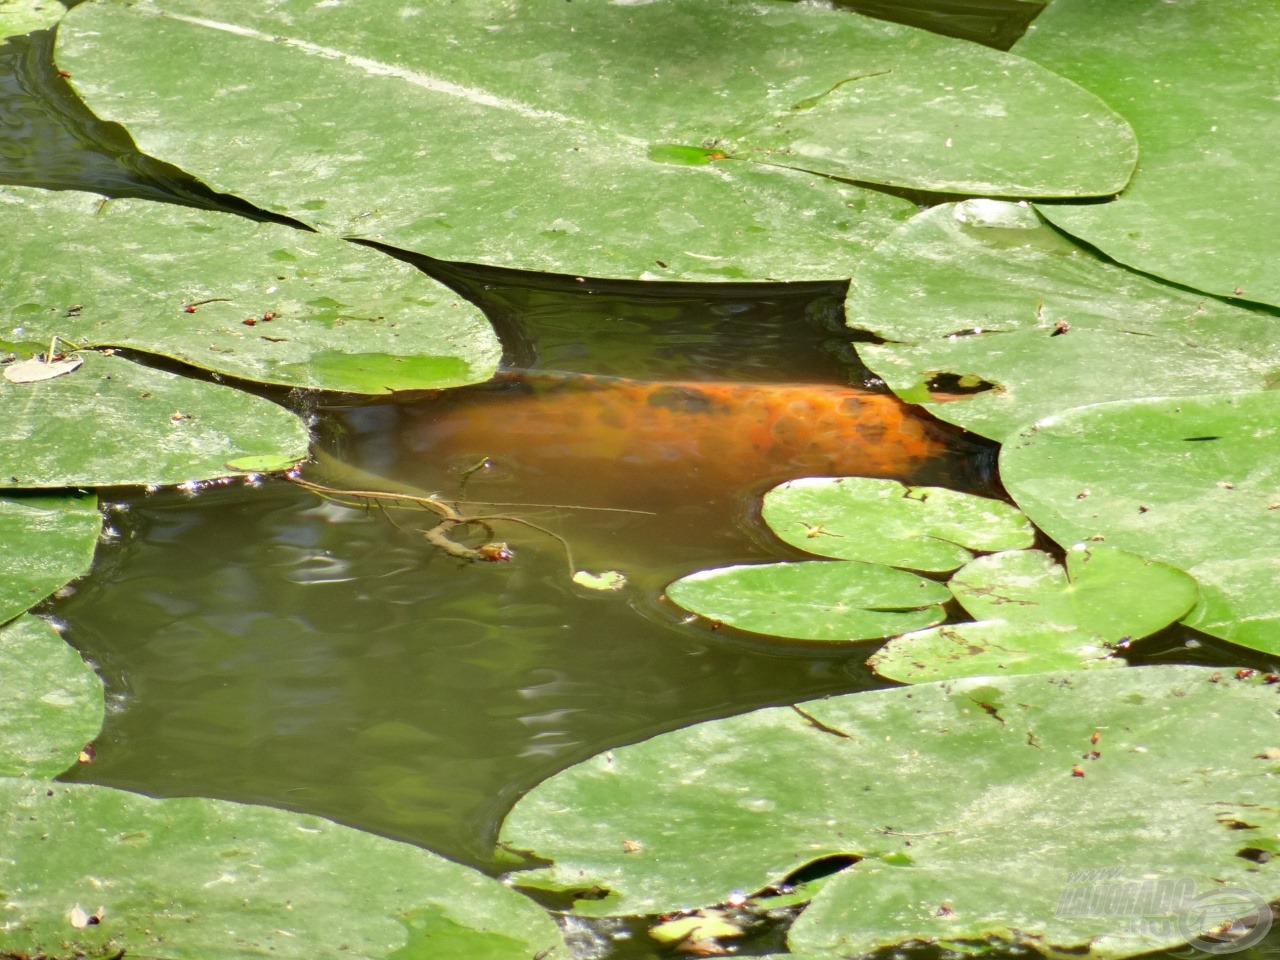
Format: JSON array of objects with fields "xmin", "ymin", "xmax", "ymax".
[{"xmin": 5, "ymin": 9, "xmax": 1277, "ymax": 960}]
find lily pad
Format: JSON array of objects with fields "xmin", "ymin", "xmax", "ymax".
[
  {"xmin": 0, "ymin": 0, "xmax": 61, "ymax": 40},
  {"xmin": 846, "ymin": 201, "xmax": 1277, "ymax": 440},
  {"xmin": 0, "ymin": 614, "xmax": 103, "ymax": 779},
  {"xmin": 0, "ymin": 186, "xmax": 499, "ymax": 393},
  {"xmin": 500, "ymin": 666, "xmax": 1280, "ymax": 960},
  {"xmin": 0, "ymin": 780, "xmax": 565, "ymax": 960},
  {"xmin": 1001, "ymin": 392, "xmax": 1280, "ymax": 654},
  {"xmin": 762, "ymin": 476, "xmax": 1033, "ymax": 571},
  {"xmin": 53, "ymin": 0, "xmax": 1134, "ymax": 280},
  {"xmin": 868, "ymin": 619, "xmax": 1123, "ymax": 684},
  {"xmin": 949, "ymin": 546, "xmax": 1199, "ymax": 642},
  {"xmin": 0, "ymin": 351, "xmax": 310, "ymax": 488},
  {"xmin": 665, "ymin": 560, "xmax": 949, "ymax": 642},
  {"xmin": 0, "ymin": 491, "xmax": 100, "ymax": 622},
  {"xmin": 1016, "ymin": 0, "xmax": 1280, "ymax": 308}
]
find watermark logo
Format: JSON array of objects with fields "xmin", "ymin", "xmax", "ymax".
[
  {"xmin": 1056, "ymin": 870, "xmax": 1273, "ymax": 954},
  {"xmin": 1178, "ymin": 888, "xmax": 1273, "ymax": 954}
]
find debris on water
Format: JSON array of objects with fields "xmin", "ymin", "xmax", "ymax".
[{"xmin": 573, "ymin": 570, "xmax": 628, "ymax": 591}]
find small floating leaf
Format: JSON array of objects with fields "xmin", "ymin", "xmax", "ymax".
[
  {"xmin": 3, "ymin": 353, "xmax": 83, "ymax": 383},
  {"xmin": 572, "ymin": 570, "xmax": 627, "ymax": 592},
  {"xmin": 869, "ymin": 619, "xmax": 1123, "ymax": 684},
  {"xmin": 1001, "ymin": 392, "xmax": 1280, "ymax": 654},
  {"xmin": 666, "ymin": 560, "xmax": 948, "ymax": 642},
  {"xmin": 762, "ymin": 477, "xmax": 1032, "ymax": 572},
  {"xmin": 948, "ymin": 546, "xmax": 1198, "ymax": 642},
  {"xmin": 500, "ymin": 666, "xmax": 1280, "ymax": 960},
  {"xmin": 0, "ymin": 614, "xmax": 104, "ymax": 779}
]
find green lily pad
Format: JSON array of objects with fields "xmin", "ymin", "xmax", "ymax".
[
  {"xmin": 868, "ymin": 619, "xmax": 1123, "ymax": 684},
  {"xmin": 665, "ymin": 560, "xmax": 949, "ymax": 642},
  {"xmin": 0, "ymin": 351, "xmax": 310, "ymax": 488},
  {"xmin": 1001, "ymin": 392, "xmax": 1280, "ymax": 654},
  {"xmin": 53, "ymin": 0, "xmax": 1134, "ymax": 280},
  {"xmin": 0, "ymin": 186, "xmax": 499, "ymax": 393},
  {"xmin": 762, "ymin": 477, "xmax": 1033, "ymax": 572},
  {"xmin": 949, "ymin": 546, "xmax": 1199, "ymax": 642},
  {"xmin": 0, "ymin": 491, "xmax": 100, "ymax": 622},
  {"xmin": 500, "ymin": 666, "xmax": 1280, "ymax": 960},
  {"xmin": 0, "ymin": 0, "xmax": 61, "ymax": 39},
  {"xmin": 0, "ymin": 780, "xmax": 565, "ymax": 960},
  {"xmin": 1016, "ymin": 0, "xmax": 1280, "ymax": 308},
  {"xmin": 0, "ymin": 614, "xmax": 103, "ymax": 778},
  {"xmin": 846, "ymin": 201, "xmax": 1276, "ymax": 440}
]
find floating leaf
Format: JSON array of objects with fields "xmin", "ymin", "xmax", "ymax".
[
  {"xmin": 0, "ymin": 0, "xmax": 61, "ymax": 40},
  {"xmin": 53, "ymin": 0, "xmax": 1135, "ymax": 280},
  {"xmin": 0, "ymin": 186, "xmax": 499, "ymax": 393},
  {"xmin": 665, "ymin": 560, "xmax": 948, "ymax": 642},
  {"xmin": 500, "ymin": 666, "xmax": 1280, "ymax": 960},
  {"xmin": 868, "ymin": 619, "xmax": 1123, "ymax": 684},
  {"xmin": 0, "ymin": 780, "xmax": 566, "ymax": 960},
  {"xmin": 0, "ymin": 352, "xmax": 309, "ymax": 488},
  {"xmin": 1016, "ymin": 0, "xmax": 1280, "ymax": 308},
  {"xmin": 0, "ymin": 614, "xmax": 103, "ymax": 779},
  {"xmin": 650, "ymin": 913, "xmax": 743, "ymax": 945},
  {"xmin": 1001, "ymin": 392, "xmax": 1280, "ymax": 654},
  {"xmin": 2, "ymin": 353, "xmax": 83, "ymax": 383},
  {"xmin": 762, "ymin": 477, "xmax": 1032, "ymax": 572},
  {"xmin": 948, "ymin": 546, "xmax": 1198, "ymax": 642},
  {"xmin": 572, "ymin": 570, "xmax": 627, "ymax": 592},
  {"xmin": 846, "ymin": 201, "xmax": 1276, "ymax": 440},
  {"xmin": 0, "ymin": 491, "xmax": 100, "ymax": 622}
]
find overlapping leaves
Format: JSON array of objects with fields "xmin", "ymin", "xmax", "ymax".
[
  {"xmin": 52, "ymin": 0, "xmax": 1136, "ymax": 281},
  {"xmin": 847, "ymin": 200, "xmax": 1276, "ymax": 440},
  {"xmin": 2, "ymin": 186, "xmax": 499, "ymax": 393},
  {"xmin": 1002, "ymin": 392, "xmax": 1280, "ymax": 654},
  {"xmin": 501, "ymin": 666, "xmax": 1280, "ymax": 959}
]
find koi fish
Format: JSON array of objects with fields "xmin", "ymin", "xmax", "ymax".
[{"xmin": 394, "ymin": 372, "xmax": 989, "ymax": 512}]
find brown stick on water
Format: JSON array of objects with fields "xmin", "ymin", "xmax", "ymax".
[{"xmin": 285, "ymin": 468, "xmax": 584, "ymax": 573}]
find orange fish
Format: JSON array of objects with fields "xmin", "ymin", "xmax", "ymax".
[{"xmin": 395, "ymin": 373, "xmax": 988, "ymax": 511}]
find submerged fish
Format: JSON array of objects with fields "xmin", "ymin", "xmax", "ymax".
[{"xmin": 395, "ymin": 372, "xmax": 989, "ymax": 511}]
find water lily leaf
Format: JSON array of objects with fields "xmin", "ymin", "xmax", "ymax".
[
  {"xmin": 53, "ymin": 0, "xmax": 1134, "ymax": 280},
  {"xmin": 0, "ymin": 780, "xmax": 566, "ymax": 960},
  {"xmin": 0, "ymin": 0, "xmax": 61, "ymax": 40},
  {"xmin": 868, "ymin": 619, "xmax": 1123, "ymax": 684},
  {"xmin": 665, "ymin": 560, "xmax": 949, "ymax": 642},
  {"xmin": 0, "ymin": 351, "xmax": 310, "ymax": 488},
  {"xmin": 847, "ymin": 201, "xmax": 1277, "ymax": 440},
  {"xmin": 0, "ymin": 491, "xmax": 100, "ymax": 622},
  {"xmin": 948, "ymin": 546, "xmax": 1199, "ymax": 642},
  {"xmin": 762, "ymin": 476, "xmax": 1033, "ymax": 571},
  {"xmin": 0, "ymin": 614, "xmax": 104, "ymax": 778},
  {"xmin": 1015, "ymin": 0, "xmax": 1280, "ymax": 308},
  {"xmin": 0, "ymin": 186, "xmax": 499, "ymax": 393},
  {"xmin": 500, "ymin": 666, "xmax": 1280, "ymax": 960},
  {"xmin": 1001, "ymin": 392, "xmax": 1280, "ymax": 654}
]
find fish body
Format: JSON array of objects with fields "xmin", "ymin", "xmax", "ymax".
[{"xmin": 399, "ymin": 373, "xmax": 985, "ymax": 509}]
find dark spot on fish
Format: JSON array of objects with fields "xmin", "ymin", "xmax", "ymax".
[{"xmin": 646, "ymin": 385, "xmax": 716, "ymax": 414}]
